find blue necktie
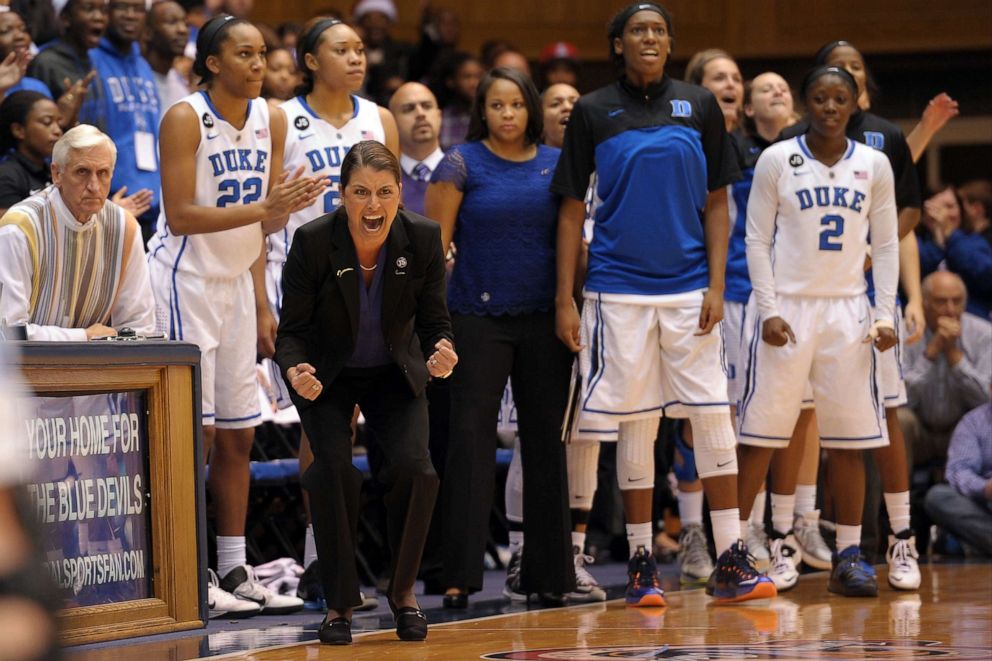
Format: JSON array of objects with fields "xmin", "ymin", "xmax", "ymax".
[{"xmin": 413, "ymin": 162, "xmax": 430, "ymax": 182}]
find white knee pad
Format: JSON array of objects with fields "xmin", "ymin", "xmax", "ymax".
[
  {"xmin": 617, "ymin": 417, "xmax": 657, "ymax": 491},
  {"xmin": 566, "ymin": 441, "xmax": 600, "ymax": 509},
  {"xmin": 504, "ymin": 436, "xmax": 524, "ymax": 523},
  {"xmin": 689, "ymin": 412, "xmax": 738, "ymax": 479}
]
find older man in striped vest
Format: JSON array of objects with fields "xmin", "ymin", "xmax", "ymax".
[{"xmin": 0, "ymin": 125, "xmax": 154, "ymax": 340}]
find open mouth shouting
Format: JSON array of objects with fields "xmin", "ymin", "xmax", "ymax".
[{"xmin": 361, "ymin": 214, "xmax": 386, "ymax": 233}]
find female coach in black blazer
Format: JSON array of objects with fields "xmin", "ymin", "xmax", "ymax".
[{"xmin": 275, "ymin": 141, "xmax": 457, "ymax": 645}]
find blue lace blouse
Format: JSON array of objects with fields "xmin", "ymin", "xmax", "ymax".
[{"xmin": 432, "ymin": 141, "xmax": 561, "ymax": 316}]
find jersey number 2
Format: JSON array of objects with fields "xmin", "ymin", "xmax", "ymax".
[
  {"xmin": 819, "ymin": 214, "xmax": 844, "ymax": 251},
  {"xmin": 217, "ymin": 177, "xmax": 263, "ymax": 208}
]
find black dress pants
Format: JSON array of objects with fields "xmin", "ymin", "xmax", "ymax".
[
  {"xmin": 299, "ymin": 365, "xmax": 438, "ymax": 610},
  {"xmin": 441, "ymin": 312, "xmax": 575, "ymax": 594}
]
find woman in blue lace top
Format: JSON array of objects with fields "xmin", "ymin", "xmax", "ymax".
[{"xmin": 425, "ymin": 67, "xmax": 575, "ymax": 608}]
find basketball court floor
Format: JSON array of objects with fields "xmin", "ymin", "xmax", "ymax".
[{"xmin": 67, "ymin": 561, "xmax": 992, "ymax": 660}]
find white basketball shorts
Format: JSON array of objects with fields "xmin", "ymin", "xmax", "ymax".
[
  {"xmin": 737, "ymin": 294, "xmax": 887, "ymax": 450},
  {"xmin": 149, "ymin": 259, "xmax": 261, "ymax": 429}
]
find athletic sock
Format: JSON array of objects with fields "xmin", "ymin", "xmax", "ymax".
[
  {"xmin": 835, "ymin": 524, "xmax": 862, "ymax": 553},
  {"xmin": 677, "ymin": 488, "xmax": 704, "ymax": 527},
  {"xmin": 749, "ymin": 489, "xmax": 767, "ymax": 526},
  {"xmin": 884, "ymin": 491, "xmax": 912, "ymax": 535},
  {"xmin": 217, "ymin": 536, "xmax": 247, "ymax": 579},
  {"xmin": 770, "ymin": 492, "xmax": 796, "ymax": 536},
  {"xmin": 794, "ymin": 484, "xmax": 817, "ymax": 516},
  {"xmin": 571, "ymin": 531, "xmax": 587, "ymax": 553},
  {"xmin": 626, "ymin": 522, "xmax": 653, "ymax": 558},
  {"xmin": 709, "ymin": 508, "xmax": 741, "ymax": 557},
  {"xmin": 304, "ymin": 524, "xmax": 318, "ymax": 568}
]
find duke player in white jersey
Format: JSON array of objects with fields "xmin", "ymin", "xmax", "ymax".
[
  {"xmin": 146, "ymin": 15, "xmax": 326, "ymax": 617},
  {"xmin": 736, "ymin": 66, "xmax": 899, "ymax": 598},
  {"xmin": 249, "ymin": 16, "xmax": 398, "ymax": 611}
]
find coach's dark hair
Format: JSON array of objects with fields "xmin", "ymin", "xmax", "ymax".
[
  {"xmin": 192, "ymin": 14, "xmax": 252, "ymax": 84},
  {"xmin": 800, "ymin": 65, "xmax": 859, "ymax": 101},
  {"xmin": 295, "ymin": 16, "xmax": 347, "ymax": 97},
  {"xmin": 0, "ymin": 91, "xmax": 49, "ymax": 153},
  {"xmin": 467, "ymin": 67, "xmax": 543, "ymax": 146},
  {"xmin": 813, "ymin": 39, "xmax": 880, "ymax": 105},
  {"xmin": 339, "ymin": 141, "xmax": 401, "ymax": 190},
  {"xmin": 607, "ymin": 2, "xmax": 673, "ymax": 70}
]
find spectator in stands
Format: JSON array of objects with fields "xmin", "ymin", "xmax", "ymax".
[
  {"xmin": 276, "ymin": 21, "xmax": 302, "ymax": 52},
  {"xmin": 0, "ymin": 124, "xmax": 155, "ymax": 340},
  {"xmin": 352, "ymin": 0, "xmax": 409, "ymax": 105},
  {"xmin": 900, "ymin": 271, "xmax": 992, "ymax": 471},
  {"xmin": 8, "ymin": 0, "xmax": 59, "ymax": 46},
  {"xmin": 143, "ymin": 0, "xmax": 189, "ymax": 112},
  {"xmin": 924, "ymin": 400, "xmax": 992, "ymax": 556},
  {"xmin": 262, "ymin": 47, "xmax": 296, "ymax": 102},
  {"xmin": 88, "ymin": 0, "xmax": 160, "ymax": 240},
  {"xmin": 430, "ymin": 50, "xmax": 482, "ymax": 151},
  {"xmin": 0, "ymin": 9, "xmax": 51, "ymax": 97},
  {"xmin": 0, "ymin": 91, "xmax": 61, "ymax": 214},
  {"xmin": 538, "ymin": 41, "xmax": 579, "ymax": 88},
  {"xmin": 919, "ymin": 186, "xmax": 992, "ymax": 317},
  {"xmin": 918, "ymin": 185, "xmax": 961, "ymax": 276},
  {"xmin": 26, "ymin": 0, "xmax": 102, "ymax": 127},
  {"xmin": 407, "ymin": 6, "xmax": 460, "ymax": 84},
  {"xmin": 492, "ymin": 47, "xmax": 530, "ymax": 78},
  {"xmin": 389, "ymin": 82, "xmax": 442, "ymax": 216},
  {"xmin": 959, "ymin": 179, "xmax": 991, "ymax": 243}
]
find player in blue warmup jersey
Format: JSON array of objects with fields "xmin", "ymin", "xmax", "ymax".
[
  {"xmin": 552, "ymin": 2, "xmax": 775, "ymax": 606},
  {"xmin": 738, "ymin": 66, "xmax": 899, "ymax": 598},
  {"xmin": 146, "ymin": 15, "xmax": 326, "ymax": 618}
]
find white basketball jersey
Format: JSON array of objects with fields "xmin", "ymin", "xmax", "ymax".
[
  {"xmin": 267, "ymin": 94, "xmax": 386, "ymax": 266},
  {"xmin": 148, "ymin": 91, "xmax": 271, "ymax": 279},
  {"xmin": 745, "ymin": 135, "xmax": 897, "ymax": 301}
]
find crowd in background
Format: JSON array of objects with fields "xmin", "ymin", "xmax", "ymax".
[{"xmin": 0, "ymin": 0, "xmax": 989, "ymax": 648}]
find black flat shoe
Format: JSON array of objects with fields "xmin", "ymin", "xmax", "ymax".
[
  {"xmin": 442, "ymin": 592, "xmax": 468, "ymax": 609},
  {"xmin": 532, "ymin": 592, "xmax": 567, "ymax": 608},
  {"xmin": 389, "ymin": 599, "xmax": 428, "ymax": 641},
  {"xmin": 318, "ymin": 616, "xmax": 351, "ymax": 645}
]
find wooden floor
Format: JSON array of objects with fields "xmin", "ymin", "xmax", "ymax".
[{"xmin": 194, "ymin": 563, "xmax": 992, "ymax": 661}]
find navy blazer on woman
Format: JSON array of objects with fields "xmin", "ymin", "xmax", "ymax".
[{"xmin": 275, "ymin": 207, "xmax": 453, "ymax": 410}]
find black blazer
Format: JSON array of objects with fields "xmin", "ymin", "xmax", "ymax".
[{"xmin": 275, "ymin": 207, "xmax": 453, "ymax": 410}]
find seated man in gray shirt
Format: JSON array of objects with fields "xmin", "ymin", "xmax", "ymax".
[
  {"xmin": 924, "ymin": 400, "xmax": 992, "ymax": 556},
  {"xmin": 899, "ymin": 271, "xmax": 992, "ymax": 471}
]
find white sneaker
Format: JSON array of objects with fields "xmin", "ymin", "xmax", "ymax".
[
  {"xmin": 793, "ymin": 510, "xmax": 832, "ymax": 570},
  {"xmin": 568, "ymin": 546, "xmax": 606, "ymax": 602},
  {"xmin": 745, "ymin": 522, "xmax": 771, "ymax": 572},
  {"xmin": 678, "ymin": 523, "xmax": 714, "ymax": 584},
  {"xmin": 886, "ymin": 532, "xmax": 921, "ymax": 590},
  {"xmin": 208, "ymin": 569, "xmax": 262, "ymax": 619},
  {"xmin": 767, "ymin": 533, "xmax": 802, "ymax": 591},
  {"xmin": 220, "ymin": 564, "xmax": 305, "ymax": 614}
]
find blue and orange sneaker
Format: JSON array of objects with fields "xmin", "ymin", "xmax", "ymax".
[
  {"xmin": 828, "ymin": 545, "xmax": 878, "ymax": 597},
  {"xmin": 625, "ymin": 546, "xmax": 666, "ymax": 607},
  {"xmin": 712, "ymin": 540, "xmax": 777, "ymax": 603}
]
